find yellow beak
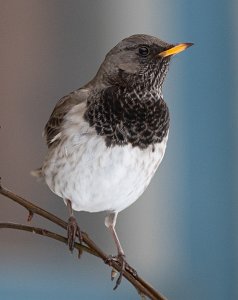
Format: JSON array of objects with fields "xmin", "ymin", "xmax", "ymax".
[{"xmin": 159, "ymin": 42, "xmax": 193, "ymax": 58}]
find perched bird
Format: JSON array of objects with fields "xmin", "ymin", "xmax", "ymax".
[{"xmin": 33, "ymin": 34, "xmax": 192, "ymax": 288}]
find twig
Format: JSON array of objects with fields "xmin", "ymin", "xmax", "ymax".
[
  {"xmin": 0, "ymin": 180, "xmax": 167, "ymax": 300},
  {"xmin": 0, "ymin": 222, "xmax": 97, "ymax": 256}
]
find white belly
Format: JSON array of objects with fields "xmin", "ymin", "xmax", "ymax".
[{"xmin": 43, "ymin": 132, "xmax": 168, "ymax": 213}]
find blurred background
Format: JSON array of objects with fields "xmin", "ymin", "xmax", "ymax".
[{"xmin": 0, "ymin": 0, "xmax": 237, "ymax": 299}]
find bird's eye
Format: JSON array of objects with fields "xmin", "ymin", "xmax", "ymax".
[{"xmin": 138, "ymin": 46, "xmax": 150, "ymax": 57}]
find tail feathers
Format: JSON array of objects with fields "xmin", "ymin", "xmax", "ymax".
[{"xmin": 30, "ymin": 167, "xmax": 43, "ymax": 180}]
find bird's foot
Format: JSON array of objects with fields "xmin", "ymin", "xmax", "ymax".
[
  {"xmin": 67, "ymin": 216, "xmax": 83, "ymax": 253},
  {"xmin": 105, "ymin": 253, "xmax": 137, "ymax": 290}
]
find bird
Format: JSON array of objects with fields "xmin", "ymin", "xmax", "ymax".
[{"xmin": 33, "ymin": 34, "xmax": 192, "ymax": 289}]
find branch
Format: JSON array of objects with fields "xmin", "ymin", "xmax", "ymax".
[
  {"xmin": 0, "ymin": 180, "xmax": 167, "ymax": 300},
  {"xmin": 0, "ymin": 222, "xmax": 98, "ymax": 257}
]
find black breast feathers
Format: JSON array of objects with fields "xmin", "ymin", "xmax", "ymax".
[{"xmin": 84, "ymin": 86, "xmax": 170, "ymax": 150}]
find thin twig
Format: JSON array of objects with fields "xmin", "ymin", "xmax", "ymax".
[
  {"xmin": 0, "ymin": 180, "xmax": 167, "ymax": 300},
  {"xmin": 0, "ymin": 222, "xmax": 97, "ymax": 256},
  {"xmin": 0, "ymin": 222, "xmax": 98, "ymax": 257}
]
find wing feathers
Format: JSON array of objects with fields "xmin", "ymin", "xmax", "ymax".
[{"xmin": 44, "ymin": 89, "xmax": 89, "ymax": 147}]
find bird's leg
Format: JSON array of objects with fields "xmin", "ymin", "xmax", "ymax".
[
  {"xmin": 105, "ymin": 213, "xmax": 137, "ymax": 289},
  {"xmin": 66, "ymin": 199, "xmax": 82, "ymax": 253}
]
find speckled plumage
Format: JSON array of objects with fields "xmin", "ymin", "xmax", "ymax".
[
  {"xmin": 34, "ymin": 34, "xmax": 192, "ymax": 284},
  {"xmin": 85, "ymin": 85, "xmax": 169, "ymax": 149}
]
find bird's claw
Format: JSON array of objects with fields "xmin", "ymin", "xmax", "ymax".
[
  {"xmin": 105, "ymin": 254, "xmax": 137, "ymax": 289},
  {"xmin": 67, "ymin": 216, "xmax": 83, "ymax": 253},
  {"xmin": 106, "ymin": 253, "xmax": 126, "ymax": 289}
]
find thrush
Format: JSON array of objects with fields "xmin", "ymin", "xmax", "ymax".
[{"xmin": 33, "ymin": 34, "xmax": 192, "ymax": 288}]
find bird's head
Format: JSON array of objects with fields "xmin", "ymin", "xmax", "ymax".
[{"xmin": 95, "ymin": 34, "xmax": 193, "ymax": 90}]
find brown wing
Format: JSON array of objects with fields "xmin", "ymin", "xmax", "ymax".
[{"xmin": 44, "ymin": 89, "xmax": 88, "ymax": 148}]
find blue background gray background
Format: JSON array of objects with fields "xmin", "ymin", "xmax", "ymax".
[{"xmin": 0, "ymin": 0, "xmax": 237, "ymax": 299}]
